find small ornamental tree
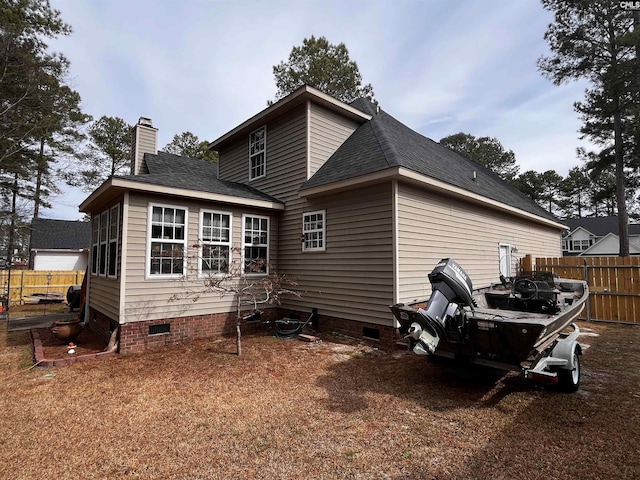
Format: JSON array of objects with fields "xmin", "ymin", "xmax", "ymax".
[{"xmin": 170, "ymin": 245, "xmax": 302, "ymax": 356}]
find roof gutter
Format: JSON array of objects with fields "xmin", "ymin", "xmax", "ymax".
[{"xmin": 299, "ymin": 166, "xmax": 566, "ymax": 230}]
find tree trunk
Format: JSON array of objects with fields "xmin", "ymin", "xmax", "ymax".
[
  {"xmin": 5, "ymin": 173, "xmax": 18, "ymax": 311},
  {"xmin": 236, "ymin": 304, "xmax": 242, "ymax": 356},
  {"xmin": 613, "ymin": 105, "xmax": 630, "ymax": 256},
  {"xmin": 33, "ymin": 138, "xmax": 45, "ymax": 218}
]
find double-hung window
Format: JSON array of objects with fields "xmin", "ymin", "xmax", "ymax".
[
  {"xmin": 108, "ymin": 205, "xmax": 120, "ymax": 277},
  {"xmin": 243, "ymin": 215, "xmax": 269, "ymax": 274},
  {"xmin": 91, "ymin": 217, "xmax": 99, "ymax": 275},
  {"xmin": 91, "ymin": 205, "xmax": 121, "ymax": 277},
  {"xmin": 200, "ymin": 210, "xmax": 231, "ymax": 276},
  {"xmin": 99, "ymin": 211, "xmax": 108, "ymax": 275},
  {"xmin": 148, "ymin": 204, "xmax": 187, "ymax": 277},
  {"xmin": 249, "ymin": 126, "xmax": 266, "ymax": 180},
  {"xmin": 302, "ymin": 210, "xmax": 326, "ymax": 251}
]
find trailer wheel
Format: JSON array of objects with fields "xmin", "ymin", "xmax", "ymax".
[{"xmin": 557, "ymin": 351, "xmax": 580, "ymax": 393}]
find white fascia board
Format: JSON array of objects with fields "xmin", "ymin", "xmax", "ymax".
[
  {"xmin": 79, "ymin": 177, "xmax": 114, "ymax": 211},
  {"xmin": 111, "ymin": 178, "xmax": 284, "ymax": 210},
  {"xmin": 208, "ymin": 85, "xmax": 371, "ymax": 150}
]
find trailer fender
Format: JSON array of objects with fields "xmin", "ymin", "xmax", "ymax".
[{"xmin": 550, "ymin": 323, "xmax": 581, "ymax": 371}]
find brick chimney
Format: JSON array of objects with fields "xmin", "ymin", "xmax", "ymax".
[{"xmin": 131, "ymin": 117, "xmax": 158, "ymax": 175}]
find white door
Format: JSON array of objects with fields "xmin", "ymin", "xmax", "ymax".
[{"xmin": 499, "ymin": 243, "xmax": 512, "ymax": 278}]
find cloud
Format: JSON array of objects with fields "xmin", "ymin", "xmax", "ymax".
[{"xmin": 44, "ymin": 0, "xmax": 597, "ymax": 219}]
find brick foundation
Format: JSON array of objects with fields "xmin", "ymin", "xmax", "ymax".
[
  {"xmin": 89, "ymin": 306, "xmax": 400, "ymax": 354},
  {"xmin": 90, "ymin": 307, "xmax": 287, "ymax": 354},
  {"xmin": 284, "ymin": 309, "xmax": 400, "ymax": 351}
]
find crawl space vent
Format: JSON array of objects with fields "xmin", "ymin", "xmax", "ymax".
[{"xmin": 149, "ymin": 324, "xmax": 170, "ymax": 335}]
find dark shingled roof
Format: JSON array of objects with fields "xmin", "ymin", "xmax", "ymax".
[
  {"xmin": 30, "ymin": 218, "xmax": 91, "ymax": 250},
  {"xmin": 119, "ymin": 151, "xmax": 283, "ymax": 204},
  {"xmin": 301, "ymin": 100, "xmax": 557, "ymax": 222},
  {"xmin": 563, "ymin": 216, "xmax": 640, "ymax": 236}
]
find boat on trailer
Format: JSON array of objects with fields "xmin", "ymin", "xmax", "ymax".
[{"xmin": 390, "ymin": 258, "xmax": 589, "ymax": 392}]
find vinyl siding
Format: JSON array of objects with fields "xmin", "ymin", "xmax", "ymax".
[
  {"xmin": 120, "ymin": 192, "xmax": 278, "ymax": 324},
  {"xmin": 397, "ymin": 182, "xmax": 563, "ymax": 303},
  {"xmin": 218, "ymin": 104, "xmax": 307, "ymax": 200},
  {"xmin": 281, "ymin": 183, "xmax": 394, "ymax": 325},
  {"xmin": 308, "ymin": 102, "xmax": 359, "ymax": 178}
]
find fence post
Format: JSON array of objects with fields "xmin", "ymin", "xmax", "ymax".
[{"xmin": 583, "ymin": 260, "xmax": 591, "ymax": 322}]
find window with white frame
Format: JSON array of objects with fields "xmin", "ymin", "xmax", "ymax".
[
  {"xmin": 99, "ymin": 210, "xmax": 108, "ymax": 276},
  {"xmin": 108, "ymin": 204, "xmax": 120, "ymax": 277},
  {"xmin": 148, "ymin": 204, "xmax": 187, "ymax": 277},
  {"xmin": 91, "ymin": 205, "xmax": 121, "ymax": 278},
  {"xmin": 91, "ymin": 216, "xmax": 99, "ymax": 275},
  {"xmin": 200, "ymin": 210, "xmax": 231, "ymax": 275},
  {"xmin": 249, "ymin": 126, "xmax": 266, "ymax": 180},
  {"xmin": 243, "ymin": 215, "xmax": 268, "ymax": 274},
  {"xmin": 302, "ymin": 210, "xmax": 325, "ymax": 251},
  {"xmin": 568, "ymin": 238, "xmax": 593, "ymax": 252}
]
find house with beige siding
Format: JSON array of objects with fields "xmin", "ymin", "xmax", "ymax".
[{"xmin": 79, "ymin": 85, "xmax": 566, "ymax": 353}]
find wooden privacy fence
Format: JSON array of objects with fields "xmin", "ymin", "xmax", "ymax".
[
  {"xmin": 0, "ymin": 270, "xmax": 85, "ymax": 304},
  {"xmin": 525, "ymin": 255, "xmax": 640, "ymax": 324}
]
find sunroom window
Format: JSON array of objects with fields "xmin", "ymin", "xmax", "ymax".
[
  {"xmin": 149, "ymin": 204, "xmax": 187, "ymax": 277},
  {"xmin": 200, "ymin": 210, "xmax": 231, "ymax": 275}
]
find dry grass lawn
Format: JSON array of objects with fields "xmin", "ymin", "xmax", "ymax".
[{"xmin": 1, "ymin": 319, "xmax": 639, "ymax": 479}]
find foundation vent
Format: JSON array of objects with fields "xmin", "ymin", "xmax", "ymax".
[
  {"xmin": 149, "ymin": 324, "xmax": 171, "ymax": 335},
  {"xmin": 362, "ymin": 327, "xmax": 380, "ymax": 340}
]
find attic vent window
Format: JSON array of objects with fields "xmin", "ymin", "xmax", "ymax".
[{"xmin": 149, "ymin": 324, "xmax": 170, "ymax": 335}]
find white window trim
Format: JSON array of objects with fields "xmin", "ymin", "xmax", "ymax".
[
  {"xmin": 248, "ymin": 125, "xmax": 266, "ymax": 181},
  {"xmin": 242, "ymin": 214, "xmax": 269, "ymax": 276},
  {"xmin": 146, "ymin": 202, "xmax": 189, "ymax": 279},
  {"xmin": 302, "ymin": 209, "xmax": 326, "ymax": 252},
  {"xmin": 91, "ymin": 215, "xmax": 99, "ymax": 276},
  {"xmin": 198, "ymin": 209, "xmax": 232, "ymax": 277},
  {"xmin": 99, "ymin": 210, "xmax": 108, "ymax": 276},
  {"xmin": 107, "ymin": 204, "xmax": 120, "ymax": 278}
]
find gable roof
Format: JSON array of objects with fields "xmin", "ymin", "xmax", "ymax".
[
  {"xmin": 30, "ymin": 218, "xmax": 91, "ymax": 250},
  {"xmin": 580, "ymin": 232, "xmax": 640, "ymax": 256},
  {"xmin": 301, "ymin": 100, "xmax": 557, "ymax": 222},
  {"xmin": 563, "ymin": 216, "xmax": 640, "ymax": 237},
  {"xmin": 80, "ymin": 151, "xmax": 284, "ymax": 212}
]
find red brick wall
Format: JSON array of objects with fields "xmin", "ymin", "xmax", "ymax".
[
  {"xmin": 89, "ymin": 307, "xmax": 287, "ymax": 354},
  {"xmin": 89, "ymin": 306, "xmax": 400, "ymax": 353},
  {"xmin": 283, "ymin": 309, "xmax": 399, "ymax": 350}
]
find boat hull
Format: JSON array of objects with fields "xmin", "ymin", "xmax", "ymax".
[{"xmin": 391, "ymin": 277, "xmax": 588, "ymax": 370}]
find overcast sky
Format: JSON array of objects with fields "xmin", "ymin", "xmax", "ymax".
[{"xmin": 45, "ymin": 0, "xmax": 591, "ymax": 220}]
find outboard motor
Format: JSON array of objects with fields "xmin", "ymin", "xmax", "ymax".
[{"xmin": 406, "ymin": 258, "xmax": 477, "ymax": 355}]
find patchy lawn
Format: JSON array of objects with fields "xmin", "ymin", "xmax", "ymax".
[{"xmin": 0, "ymin": 320, "xmax": 638, "ymax": 479}]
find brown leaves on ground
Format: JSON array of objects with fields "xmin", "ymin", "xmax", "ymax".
[{"xmin": 0, "ymin": 320, "xmax": 639, "ymax": 479}]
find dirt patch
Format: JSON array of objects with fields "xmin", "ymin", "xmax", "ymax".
[
  {"xmin": 33, "ymin": 326, "xmax": 109, "ymax": 359},
  {"xmin": 1, "ymin": 320, "xmax": 639, "ymax": 479}
]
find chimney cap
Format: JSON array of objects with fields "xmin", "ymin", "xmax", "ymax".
[{"xmin": 138, "ymin": 117, "xmax": 153, "ymax": 127}]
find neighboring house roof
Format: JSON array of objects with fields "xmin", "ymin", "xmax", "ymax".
[
  {"xmin": 563, "ymin": 216, "xmax": 640, "ymax": 237},
  {"xmin": 580, "ymin": 232, "xmax": 640, "ymax": 256},
  {"xmin": 30, "ymin": 218, "xmax": 91, "ymax": 250},
  {"xmin": 300, "ymin": 99, "xmax": 557, "ymax": 223},
  {"xmin": 80, "ymin": 151, "xmax": 285, "ymax": 212}
]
